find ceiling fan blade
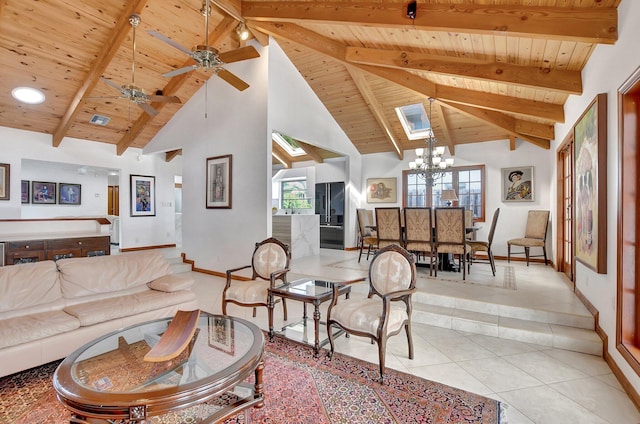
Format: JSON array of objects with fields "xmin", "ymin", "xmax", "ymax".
[
  {"xmin": 137, "ymin": 102, "xmax": 159, "ymax": 117},
  {"xmin": 146, "ymin": 95, "xmax": 182, "ymax": 104},
  {"xmin": 217, "ymin": 69, "xmax": 249, "ymax": 91},
  {"xmin": 218, "ymin": 46, "xmax": 260, "ymax": 64},
  {"xmin": 147, "ymin": 30, "xmax": 193, "ymax": 56},
  {"xmin": 162, "ymin": 65, "xmax": 199, "ymax": 78},
  {"xmin": 100, "ymin": 77, "xmax": 125, "ymax": 94}
]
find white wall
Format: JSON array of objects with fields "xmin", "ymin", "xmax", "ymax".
[
  {"xmin": 0, "ymin": 127, "xmax": 181, "ymax": 248},
  {"xmin": 146, "ymin": 40, "xmax": 270, "ymax": 271},
  {"xmin": 552, "ymin": 0, "xmax": 640, "ymax": 394}
]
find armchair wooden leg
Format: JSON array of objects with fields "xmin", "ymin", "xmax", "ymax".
[
  {"xmin": 405, "ymin": 323, "xmax": 414, "ymax": 360},
  {"xmin": 222, "ymin": 300, "xmax": 227, "ymax": 315},
  {"xmin": 327, "ymin": 322, "xmax": 336, "ymax": 359},
  {"xmin": 377, "ymin": 337, "xmax": 386, "ymax": 384}
]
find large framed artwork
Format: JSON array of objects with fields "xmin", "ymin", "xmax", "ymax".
[
  {"xmin": 206, "ymin": 154, "xmax": 232, "ymax": 209},
  {"xmin": 366, "ymin": 178, "xmax": 397, "ymax": 203},
  {"xmin": 574, "ymin": 93, "xmax": 607, "ymax": 273},
  {"xmin": 58, "ymin": 183, "xmax": 81, "ymax": 205},
  {"xmin": 32, "ymin": 181, "xmax": 57, "ymax": 204},
  {"xmin": 130, "ymin": 175, "xmax": 156, "ymax": 217},
  {"xmin": 501, "ymin": 166, "xmax": 534, "ymax": 202},
  {"xmin": 0, "ymin": 163, "xmax": 9, "ymax": 200}
]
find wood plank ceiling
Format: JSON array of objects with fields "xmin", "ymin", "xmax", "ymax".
[{"xmin": 0, "ymin": 0, "xmax": 620, "ymax": 164}]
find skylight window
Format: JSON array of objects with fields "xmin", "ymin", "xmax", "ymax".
[
  {"xmin": 273, "ymin": 132, "xmax": 305, "ymax": 156},
  {"xmin": 395, "ymin": 103, "xmax": 434, "ymax": 140}
]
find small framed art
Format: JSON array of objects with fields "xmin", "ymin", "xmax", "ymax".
[
  {"xmin": 206, "ymin": 154, "xmax": 232, "ymax": 209},
  {"xmin": 501, "ymin": 166, "xmax": 534, "ymax": 202},
  {"xmin": 130, "ymin": 175, "xmax": 156, "ymax": 217},
  {"xmin": 366, "ymin": 178, "xmax": 397, "ymax": 203},
  {"xmin": 32, "ymin": 181, "xmax": 57, "ymax": 204},
  {"xmin": 58, "ymin": 183, "xmax": 81, "ymax": 205},
  {"xmin": 0, "ymin": 163, "xmax": 9, "ymax": 201},
  {"xmin": 21, "ymin": 180, "xmax": 29, "ymax": 203}
]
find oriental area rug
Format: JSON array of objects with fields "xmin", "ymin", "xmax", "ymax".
[{"xmin": 1, "ymin": 334, "xmax": 503, "ymax": 424}]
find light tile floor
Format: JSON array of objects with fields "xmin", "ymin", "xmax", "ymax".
[{"xmin": 179, "ymin": 248, "xmax": 640, "ymax": 424}]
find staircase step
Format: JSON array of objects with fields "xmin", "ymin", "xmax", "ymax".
[
  {"xmin": 170, "ymin": 262, "xmax": 192, "ymax": 274},
  {"xmin": 412, "ymin": 299, "xmax": 601, "ymax": 356}
]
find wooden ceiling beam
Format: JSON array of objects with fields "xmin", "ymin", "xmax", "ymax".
[
  {"xmin": 165, "ymin": 149, "xmax": 181, "ymax": 162},
  {"xmin": 346, "ymin": 65, "xmax": 403, "ymax": 160},
  {"xmin": 432, "ymin": 101, "xmax": 455, "ymax": 155},
  {"xmin": 272, "ymin": 142, "xmax": 292, "ymax": 168},
  {"xmin": 440, "ymin": 101, "xmax": 550, "ymax": 149},
  {"xmin": 297, "ymin": 140, "xmax": 324, "ymax": 163},
  {"xmin": 212, "ymin": 0, "xmax": 243, "ymax": 22},
  {"xmin": 345, "ymin": 47, "xmax": 582, "ymax": 95},
  {"xmin": 116, "ymin": 15, "xmax": 237, "ymax": 155},
  {"xmin": 52, "ymin": 0, "xmax": 150, "ymax": 148},
  {"xmin": 242, "ymin": 2, "xmax": 617, "ymax": 44}
]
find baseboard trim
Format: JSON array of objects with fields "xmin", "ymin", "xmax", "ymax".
[
  {"xmin": 119, "ymin": 243, "xmax": 177, "ymax": 253},
  {"xmin": 574, "ymin": 286, "xmax": 640, "ymax": 411},
  {"xmin": 493, "ymin": 254, "xmax": 554, "ymax": 268}
]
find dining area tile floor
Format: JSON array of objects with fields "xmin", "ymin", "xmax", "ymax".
[{"xmin": 179, "ymin": 247, "xmax": 640, "ymax": 424}]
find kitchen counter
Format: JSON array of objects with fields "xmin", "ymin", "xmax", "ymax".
[{"xmin": 272, "ymin": 215, "xmax": 319, "ymax": 259}]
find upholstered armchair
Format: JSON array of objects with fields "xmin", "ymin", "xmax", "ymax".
[
  {"xmin": 356, "ymin": 208, "xmax": 378, "ymax": 263},
  {"xmin": 375, "ymin": 207, "xmax": 403, "ymax": 249},
  {"xmin": 468, "ymin": 208, "xmax": 500, "ymax": 275},
  {"xmin": 403, "ymin": 207, "xmax": 434, "ymax": 274},
  {"xmin": 222, "ymin": 237, "xmax": 290, "ymax": 320},
  {"xmin": 434, "ymin": 207, "xmax": 471, "ymax": 280},
  {"xmin": 326, "ymin": 244, "xmax": 417, "ymax": 383},
  {"xmin": 507, "ymin": 210, "xmax": 550, "ymax": 266}
]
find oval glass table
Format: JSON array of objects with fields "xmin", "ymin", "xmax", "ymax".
[{"xmin": 53, "ymin": 311, "xmax": 264, "ymax": 423}]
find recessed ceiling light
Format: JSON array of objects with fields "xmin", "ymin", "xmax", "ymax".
[{"xmin": 11, "ymin": 86, "xmax": 45, "ymax": 104}]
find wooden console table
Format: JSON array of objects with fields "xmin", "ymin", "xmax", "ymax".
[{"xmin": 0, "ymin": 218, "xmax": 111, "ymax": 265}]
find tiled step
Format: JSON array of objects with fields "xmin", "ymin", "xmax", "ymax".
[
  {"xmin": 166, "ymin": 256, "xmax": 192, "ymax": 274},
  {"xmin": 412, "ymin": 295, "xmax": 602, "ymax": 356}
]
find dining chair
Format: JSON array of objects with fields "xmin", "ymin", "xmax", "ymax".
[
  {"xmin": 222, "ymin": 237, "xmax": 290, "ymax": 319},
  {"xmin": 464, "ymin": 209, "xmax": 474, "ymax": 240},
  {"xmin": 507, "ymin": 210, "xmax": 550, "ymax": 266},
  {"xmin": 467, "ymin": 208, "xmax": 500, "ymax": 275},
  {"xmin": 403, "ymin": 207, "xmax": 434, "ymax": 274},
  {"xmin": 434, "ymin": 207, "xmax": 471, "ymax": 280},
  {"xmin": 356, "ymin": 208, "xmax": 378, "ymax": 263},
  {"xmin": 375, "ymin": 207, "xmax": 403, "ymax": 249},
  {"xmin": 326, "ymin": 244, "xmax": 417, "ymax": 383}
]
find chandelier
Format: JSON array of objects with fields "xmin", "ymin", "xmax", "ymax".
[{"xmin": 408, "ymin": 98, "xmax": 454, "ymax": 186}]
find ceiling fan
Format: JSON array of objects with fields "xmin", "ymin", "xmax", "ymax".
[
  {"xmin": 98, "ymin": 14, "xmax": 181, "ymax": 117},
  {"xmin": 148, "ymin": 0, "xmax": 259, "ymax": 91}
]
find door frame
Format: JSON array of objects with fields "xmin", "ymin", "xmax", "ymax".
[{"xmin": 556, "ymin": 131, "xmax": 575, "ymax": 284}]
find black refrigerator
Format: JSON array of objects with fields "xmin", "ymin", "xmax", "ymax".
[{"xmin": 315, "ymin": 182, "xmax": 344, "ymax": 249}]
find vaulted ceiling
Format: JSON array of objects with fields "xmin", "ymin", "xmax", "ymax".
[{"xmin": 0, "ymin": 0, "xmax": 620, "ymax": 164}]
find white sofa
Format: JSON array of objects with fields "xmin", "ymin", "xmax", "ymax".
[{"xmin": 0, "ymin": 250, "xmax": 199, "ymax": 377}]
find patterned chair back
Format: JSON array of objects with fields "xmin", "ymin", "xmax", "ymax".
[
  {"xmin": 252, "ymin": 238, "xmax": 290, "ymax": 281},
  {"xmin": 403, "ymin": 207, "xmax": 432, "ymax": 252},
  {"xmin": 357, "ymin": 208, "xmax": 374, "ymax": 237},
  {"xmin": 524, "ymin": 210, "xmax": 550, "ymax": 240},
  {"xmin": 487, "ymin": 208, "xmax": 501, "ymax": 246},
  {"xmin": 375, "ymin": 207, "xmax": 403, "ymax": 249},
  {"xmin": 435, "ymin": 207, "xmax": 466, "ymax": 245},
  {"xmin": 369, "ymin": 245, "xmax": 416, "ymax": 296}
]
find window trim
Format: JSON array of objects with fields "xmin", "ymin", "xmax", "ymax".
[{"xmin": 402, "ymin": 164, "xmax": 486, "ymax": 222}]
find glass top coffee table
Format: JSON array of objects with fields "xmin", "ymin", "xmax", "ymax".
[
  {"xmin": 53, "ymin": 311, "xmax": 264, "ymax": 423},
  {"xmin": 268, "ymin": 278, "xmax": 351, "ymax": 356}
]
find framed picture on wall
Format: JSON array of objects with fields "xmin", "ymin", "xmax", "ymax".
[
  {"xmin": 130, "ymin": 175, "xmax": 156, "ymax": 217},
  {"xmin": 366, "ymin": 178, "xmax": 397, "ymax": 203},
  {"xmin": 32, "ymin": 181, "xmax": 57, "ymax": 204},
  {"xmin": 501, "ymin": 166, "xmax": 534, "ymax": 202},
  {"xmin": 58, "ymin": 183, "xmax": 81, "ymax": 205},
  {"xmin": 206, "ymin": 154, "xmax": 232, "ymax": 209},
  {"xmin": 0, "ymin": 163, "xmax": 9, "ymax": 201},
  {"xmin": 574, "ymin": 93, "xmax": 607, "ymax": 274},
  {"xmin": 21, "ymin": 180, "xmax": 29, "ymax": 203}
]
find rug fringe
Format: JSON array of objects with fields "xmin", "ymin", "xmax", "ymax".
[{"xmin": 498, "ymin": 401, "xmax": 509, "ymax": 423}]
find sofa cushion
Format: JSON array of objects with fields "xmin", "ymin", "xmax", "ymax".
[
  {"xmin": 0, "ymin": 261, "xmax": 61, "ymax": 313},
  {"xmin": 64, "ymin": 289, "xmax": 197, "ymax": 326},
  {"xmin": 0, "ymin": 310, "xmax": 80, "ymax": 349},
  {"xmin": 147, "ymin": 274, "xmax": 194, "ymax": 292},
  {"xmin": 57, "ymin": 251, "xmax": 172, "ymax": 299}
]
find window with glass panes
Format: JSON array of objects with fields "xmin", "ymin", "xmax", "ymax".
[
  {"xmin": 281, "ymin": 179, "xmax": 312, "ymax": 209},
  {"xmin": 402, "ymin": 165, "xmax": 486, "ymax": 222}
]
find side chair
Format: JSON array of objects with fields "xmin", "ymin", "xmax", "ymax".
[
  {"xmin": 375, "ymin": 207, "xmax": 403, "ymax": 249},
  {"xmin": 434, "ymin": 207, "xmax": 472, "ymax": 280},
  {"xmin": 326, "ymin": 244, "xmax": 417, "ymax": 383},
  {"xmin": 507, "ymin": 210, "xmax": 550, "ymax": 266},
  {"xmin": 222, "ymin": 237, "xmax": 290, "ymax": 320},
  {"xmin": 467, "ymin": 208, "xmax": 500, "ymax": 276},
  {"xmin": 403, "ymin": 207, "xmax": 434, "ymax": 274},
  {"xmin": 356, "ymin": 208, "xmax": 378, "ymax": 263}
]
